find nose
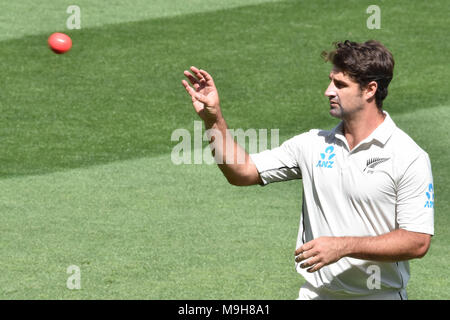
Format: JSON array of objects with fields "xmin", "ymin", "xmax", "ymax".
[{"xmin": 324, "ymin": 81, "xmax": 336, "ymax": 99}]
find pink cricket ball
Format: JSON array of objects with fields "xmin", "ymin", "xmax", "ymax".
[{"xmin": 48, "ymin": 33, "xmax": 72, "ymax": 54}]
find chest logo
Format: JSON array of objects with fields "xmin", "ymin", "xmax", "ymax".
[
  {"xmin": 363, "ymin": 157, "xmax": 390, "ymax": 172},
  {"xmin": 316, "ymin": 146, "xmax": 335, "ymax": 168},
  {"xmin": 425, "ymin": 183, "xmax": 434, "ymax": 208}
]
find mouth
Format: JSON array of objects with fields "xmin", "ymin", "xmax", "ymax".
[{"xmin": 329, "ymin": 101, "xmax": 339, "ymax": 107}]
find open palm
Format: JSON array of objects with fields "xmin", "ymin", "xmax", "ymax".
[{"xmin": 182, "ymin": 66, "xmax": 220, "ymax": 123}]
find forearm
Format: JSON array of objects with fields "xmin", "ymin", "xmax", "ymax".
[
  {"xmin": 295, "ymin": 228, "xmax": 432, "ymax": 272},
  {"xmin": 182, "ymin": 67, "xmax": 260, "ymax": 185},
  {"xmin": 205, "ymin": 116, "xmax": 258, "ymax": 186},
  {"xmin": 342, "ymin": 229, "xmax": 431, "ymax": 262}
]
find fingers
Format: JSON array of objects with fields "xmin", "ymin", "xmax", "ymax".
[
  {"xmin": 294, "ymin": 238, "xmax": 339, "ymax": 273},
  {"xmin": 296, "ymin": 254, "xmax": 324, "ymax": 273},
  {"xmin": 194, "ymin": 92, "xmax": 208, "ymax": 104},
  {"xmin": 295, "ymin": 249, "xmax": 315, "ymax": 263},
  {"xmin": 183, "ymin": 66, "xmax": 208, "ymax": 91},
  {"xmin": 181, "ymin": 80, "xmax": 206, "ymax": 115},
  {"xmin": 181, "ymin": 80, "xmax": 207, "ymax": 103},
  {"xmin": 295, "ymin": 241, "xmax": 314, "ymax": 256},
  {"xmin": 198, "ymin": 69, "xmax": 215, "ymax": 86},
  {"xmin": 295, "ymin": 240, "xmax": 318, "ymax": 270},
  {"xmin": 184, "ymin": 70, "xmax": 201, "ymax": 90},
  {"xmin": 190, "ymin": 66, "xmax": 215, "ymax": 87},
  {"xmin": 307, "ymin": 263, "xmax": 325, "ymax": 273},
  {"xmin": 189, "ymin": 66, "xmax": 205, "ymax": 83},
  {"xmin": 183, "ymin": 66, "xmax": 216, "ymax": 93},
  {"xmin": 299, "ymin": 256, "xmax": 320, "ymax": 269},
  {"xmin": 181, "ymin": 79, "xmax": 196, "ymax": 97}
]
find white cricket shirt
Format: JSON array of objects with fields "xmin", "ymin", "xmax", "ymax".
[{"xmin": 250, "ymin": 111, "xmax": 434, "ymax": 298}]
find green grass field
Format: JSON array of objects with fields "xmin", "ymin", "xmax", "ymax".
[{"xmin": 0, "ymin": 0, "xmax": 448, "ymax": 299}]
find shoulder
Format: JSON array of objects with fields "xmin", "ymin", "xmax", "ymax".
[
  {"xmin": 390, "ymin": 126, "xmax": 429, "ymax": 158},
  {"xmin": 280, "ymin": 129, "xmax": 334, "ymax": 153},
  {"xmin": 285, "ymin": 128, "xmax": 334, "ymax": 144},
  {"xmin": 389, "ymin": 127, "xmax": 431, "ymax": 179},
  {"xmin": 278, "ymin": 128, "xmax": 336, "ymax": 161}
]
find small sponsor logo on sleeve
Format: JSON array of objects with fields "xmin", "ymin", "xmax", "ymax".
[{"xmin": 424, "ymin": 183, "xmax": 434, "ymax": 208}]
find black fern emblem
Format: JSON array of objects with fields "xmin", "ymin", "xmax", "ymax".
[{"xmin": 364, "ymin": 157, "xmax": 390, "ymax": 172}]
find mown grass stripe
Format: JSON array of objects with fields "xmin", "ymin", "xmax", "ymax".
[
  {"xmin": 0, "ymin": 105, "xmax": 448, "ymax": 299},
  {"xmin": 0, "ymin": 0, "xmax": 448, "ymax": 180},
  {"xmin": 0, "ymin": 0, "xmax": 285, "ymax": 42}
]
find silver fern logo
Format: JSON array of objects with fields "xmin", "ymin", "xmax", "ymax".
[{"xmin": 363, "ymin": 157, "xmax": 390, "ymax": 172}]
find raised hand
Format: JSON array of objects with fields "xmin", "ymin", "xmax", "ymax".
[{"xmin": 182, "ymin": 66, "xmax": 222, "ymax": 124}]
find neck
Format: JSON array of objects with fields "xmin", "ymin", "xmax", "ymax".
[{"xmin": 342, "ymin": 107, "xmax": 385, "ymax": 150}]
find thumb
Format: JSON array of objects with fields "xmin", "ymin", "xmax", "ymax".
[{"xmin": 195, "ymin": 93, "xmax": 208, "ymax": 105}]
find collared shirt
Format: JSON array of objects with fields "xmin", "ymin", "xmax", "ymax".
[{"xmin": 250, "ymin": 111, "xmax": 434, "ymax": 298}]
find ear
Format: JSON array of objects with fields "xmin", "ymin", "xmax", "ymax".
[{"xmin": 365, "ymin": 81, "xmax": 378, "ymax": 101}]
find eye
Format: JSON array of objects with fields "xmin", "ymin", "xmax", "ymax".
[{"xmin": 334, "ymin": 80, "xmax": 346, "ymax": 89}]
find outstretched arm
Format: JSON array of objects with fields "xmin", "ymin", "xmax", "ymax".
[{"xmin": 182, "ymin": 66, "xmax": 262, "ymax": 186}]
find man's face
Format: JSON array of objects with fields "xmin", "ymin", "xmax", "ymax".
[{"xmin": 324, "ymin": 68, "xmax": 365, "ymax": 119}]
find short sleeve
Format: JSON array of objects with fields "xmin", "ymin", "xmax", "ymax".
[
  {"xmin": 396, "ymin": 152, "xmax": 434, "ymax": 235},
  {"xmin": 249, "ymin": 134, "xmax": 305, "ymax": 186}
]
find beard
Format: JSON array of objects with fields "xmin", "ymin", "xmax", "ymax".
[
  {"xmin": 328, "ymin": 93, "xmax": 364, "ymax": 119},
  {"xmin": 329, "ymin": 101, "xmax": 344, "ymax": 119}
]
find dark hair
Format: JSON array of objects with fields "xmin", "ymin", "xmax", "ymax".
[{"xmin": 322, "ymin": 40, "xmax": 394, "ymax": 109}]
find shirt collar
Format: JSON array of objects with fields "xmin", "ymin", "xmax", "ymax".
[{"xmin": 331, "ymin": 111, "xmax": 397, "ymax": 147}]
